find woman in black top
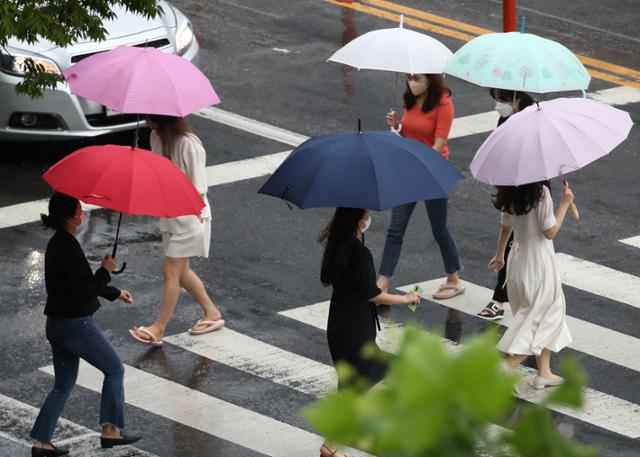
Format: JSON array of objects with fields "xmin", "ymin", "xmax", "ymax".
[
  {"xmin": 30, "ymin": 192, "xmax": 139, "ymax": 457},
  {"xmin": 318, "ymin": 207, "xmax": 420, "ymax": 457}
]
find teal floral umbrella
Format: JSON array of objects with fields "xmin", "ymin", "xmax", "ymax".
[{"xmin": 444, "ymin": 31, "xmax": 591, "ymax": 93}]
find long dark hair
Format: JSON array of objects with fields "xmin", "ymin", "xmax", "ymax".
[
  {"xmin": 319, "ymin": 207, "xmax": 366, "ymax": 285},
  {"xmin": 493, "ymin": 182, "xmax": 545, "ymax": 215},
  {"xmin": 404, "ymin": 74, "xmax": 452, "ymax": 113},
  {"xmin": 41, "ymin": 192, "xmax": 79, "ymax": 231},
  {"xmin": 489, "ymin": 88, "xmax": 534, "ymax": 112},
  {"xmin": 145, "ymin": 114, "xmax": 194, "ymax": 159}
]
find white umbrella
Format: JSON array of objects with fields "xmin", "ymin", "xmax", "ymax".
[{"xmin": 328, "ymin": 15, "xmax": 453, "ymax": 75}]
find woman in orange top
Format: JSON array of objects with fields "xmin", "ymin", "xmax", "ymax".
[{"xmin": 378, "ymin": 74, "xmax": 464, "ymax": 300}]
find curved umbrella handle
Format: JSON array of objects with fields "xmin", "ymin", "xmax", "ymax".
[{"xmin": 112, "ymin": 262, "xmax": 127, "ymax": 275}]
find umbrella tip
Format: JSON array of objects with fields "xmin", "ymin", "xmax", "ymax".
[
  {"xmin": 399, "ymin": 14, "xmax": 404, "ymax": 28},
  {"xmin": 357, "ymin": 117, "xmax": 362, "ymax": 134},
  {"xmin": 520, "ymin": 16, "xmax": 526, "ymax": 33}
]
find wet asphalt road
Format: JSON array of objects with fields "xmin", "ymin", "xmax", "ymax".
[{"xmin": 1, "ymin": 1, "xmax": 639, "ymax": 456}]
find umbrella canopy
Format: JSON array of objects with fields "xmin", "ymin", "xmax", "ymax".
[
  {"xmin": 258, "ymin": 129, "xmax": 464, "ymax": 211},
  {"xmin": 328, "ymin": 15, "xmax": 453, "ymax": 74},
  {"xmin": 42, "ymin": 144, "xmax": 205, "ymax": 217},
  {"xmin": 470, "ymin": 98, "xmax": 632, "ymax": 186},
  {"xmin": 63, "ymin": 46, "xmax": 220, "ymax": 117},
  {"xmin": 444, "ymin": 32, "xmax": 591, "ymax": 93}
]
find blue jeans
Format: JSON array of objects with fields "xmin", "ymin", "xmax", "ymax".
[
  {"xmin": 31, "ymin": 316, "xmax": 125, "ymax": 443},
  {"xmin": 379, "ymin": 199, "xmax": 461, "ymax": 277}
]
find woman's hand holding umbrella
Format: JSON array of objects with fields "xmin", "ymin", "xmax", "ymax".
[{"xmin": 101, "ymin": 254, "xmax": 117, "ymax": 273}]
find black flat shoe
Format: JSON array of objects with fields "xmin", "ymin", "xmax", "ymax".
[
  {"xmin": 31, "ymin": 444, "xmax": 69, "ymax": 456},
  {"xmin": 100, "ymin": 433, "xmax": 142, "ymax": 449}
]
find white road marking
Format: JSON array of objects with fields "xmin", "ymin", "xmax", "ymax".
[
  {"xmin": 194, "ymin": 107, "xmax": 309, "ymax": 147},
  {"xmin": 280, "ymin": 299, "xmax": 640, "ymax": 439},
  {"xmin": 164, "ymin": 327, "xmax": 337, "ymax": 397},
  {"xmin": 619, "ymin": 235, "xmax": 640, "ymax": 249},
  {"xmin": 0, "ymin": 393, "xmax": 157, "ymax": 456},
  {"xmin": 2, "ymin": 84, "xmax": 637, "ymax": 231},
  {"xmin": 39, "ymin": 363, "xmax": 372, "ymax": 457},
  {"xmin": 588, "ymin": 85, "xmax": 640, "ymax": 105},
  {"xmin": 396, "ymin": 278, "xmax": 640, "ymax": 373},
  {"xmin": 556, "ymin": 253, "xmax": 640, "ymax": 310}
]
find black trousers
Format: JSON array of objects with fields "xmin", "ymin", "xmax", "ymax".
[{"xmin": 492, "ymin": 232, "xmax": 513, "ymax": 303}]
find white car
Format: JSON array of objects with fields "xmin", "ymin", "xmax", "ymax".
[{"xmin": 0, "ymin": 1, "xmax": 199, "ymax": 141}]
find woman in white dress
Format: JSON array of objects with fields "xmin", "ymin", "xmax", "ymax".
[
  {"xmin": 129, "ymin": 115, "xmax": 224, "ymax": 346},
  {"xmin": 489, "ymin": 181, "xmax": 574, "ymax": 389}
]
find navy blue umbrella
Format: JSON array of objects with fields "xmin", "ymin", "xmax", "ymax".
[{"xmin": 258, "ymin": 123, "xmax": 464, "ymax": 210}]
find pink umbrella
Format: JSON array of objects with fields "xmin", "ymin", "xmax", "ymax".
[
  {"xmin": 63, "ymin": 46, "xmax": 220, "ymax": 117},
  {"xmin": 470, "ymin": 98, "xmax": 632, "ymax": 186}
]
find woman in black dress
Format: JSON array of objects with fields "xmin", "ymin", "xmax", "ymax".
[
  {"xmin": 318, "ymin": 207, "xmax": 420, "ymax": 457},
  {"xmin": 31, "ymin": 192, "xmax": 140, "ymax": 456}
]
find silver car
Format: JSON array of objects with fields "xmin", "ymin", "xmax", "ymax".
[{"xmin": 0, "ymin": 1, "xmax": 199, "ymax": 141}]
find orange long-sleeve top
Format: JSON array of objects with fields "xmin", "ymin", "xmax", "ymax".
[{"xmin": 401, "ymin": 95, "xmax": 454, "ymax": 160}]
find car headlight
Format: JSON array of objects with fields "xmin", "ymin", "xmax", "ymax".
[
  {"xmin": 0, "ymin": 51, "xmax": 62, "ymax": 76},
  {"xmin": 176, "ymin": 22, "xmax": 194, "ymax": 55}
]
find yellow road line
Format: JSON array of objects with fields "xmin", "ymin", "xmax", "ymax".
[
  {"xmin": 323, "ymin": 0, "xmax": 475, "ymax": 41},
  {"xmin": 587, "ymin": 68, "xmax": 640, "ymax": 89},
  {"xmin": 578, "ymin": 56, "xmax": 640, "ymax": 81},
  {"xmin": 326, "ymin": 0, "xmax": 640, "ymax": 86},
  {"xmin": 364, "ymin": 0, "xmax": 491, "ymax": 35}
]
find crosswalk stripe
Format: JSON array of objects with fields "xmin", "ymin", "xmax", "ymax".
[
  {"xmin": 1, "ymin": 85, "xmax": 636, "ymax": 231},
  {"xmin": 194, "ymin": 107, "xmax": 309, "ymax": 147},
  {"xmin": 164, "ymin": 327, "xmax": 337, "ymax": 397},
  {"xmin": 39, "ymin": 363, "xmax": 372, "ymax": 457},
  {"xmin": 279, "ymin": 300, "xmax": 640, "ymax": 439},
  {"xmin": 0, "ymin": 393, "xmax": 157, "ymax": 457},
  {"xmin": 556, "ymin": 253, "xmax": 640, "ymax": 310},
  {"xmin": 395, "ymin": 278, "xmax": 640, "ymax": 373},
  {"xmin": 619, "ymin": 235, "xmax": 640, "ymax": 249}
]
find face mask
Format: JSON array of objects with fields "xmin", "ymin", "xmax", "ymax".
[
  {"xmin": 360, "ymin": 215, "xmax": 371, "ymax": 234},
  {"xmin": 495, "ymin": 101, "xmax": 514, "ymax": 118},
  {"xmin": 71, "ymin": 212, "xmax": 86, "ymax": 230},
  {"xmin": 408, "ymin": 80, "xmax": 428, "ymax": 96}
]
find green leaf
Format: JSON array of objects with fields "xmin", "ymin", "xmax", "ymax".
[
  {"xmin": 544, "ymin": 357, "xmax": 588, "ymax": 408},
  {"xmin": 1, "ymin": 0, "xmax": 164, "ymax": 98}
]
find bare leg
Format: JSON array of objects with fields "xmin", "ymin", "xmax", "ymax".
[
  {"xmin": 446, "ymin": 271, "xmax": 461, "ymax": 285},
  {"xmin": 33, "ymin": 440, "xmax": 55, "ymax": 450},
  {"xmin": 101, "ymin": 424, "xmax": 121, "ymax": 438},
  {"xmin": 180, "ymin": 259, "xmax": 222, "ymax": 331},
  {"xmin": 132, "ymin": 256, "xmax": 188, "ymax": 341},
  {"xmin": 505, "ymin": 354, "xmax": 529, "ymax": 371},
  {"xmin": 535, "ymin": 349, "xmax": 560, "ymax": 379}
]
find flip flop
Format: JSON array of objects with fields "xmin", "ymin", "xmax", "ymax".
[
  {"xmin": 432, "ymin": 283, "xmax": 465, "ymax": 300},
  {"xmin": 129, "ymin": 326, "xmax": 163, "ymax": 347},
  {"xmin": 188, "ymin": 318, "xmax": 225, "ymax": 335}
]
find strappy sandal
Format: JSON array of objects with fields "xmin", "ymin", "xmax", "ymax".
[
  {"xmin": 477, "ymin": 302, "xmax": 505, "ymax": 321},
  {"xmin": 129, "ymin": 326, "xmax": 163, "ymax": 347},
  {"xmin": 432, "ymin": 282, "xmax": 465, "ymax": 299},
  {"xmin": 188, "ymin": 318, "xmax": 225, "ymax": 335},
  {"xmin": 320, "ymin": 444, "xmax": 350, "ymax": 457}
]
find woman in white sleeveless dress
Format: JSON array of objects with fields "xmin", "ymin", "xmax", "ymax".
[
  {"xmin": 129, "ymin": 115, "xmax": 224, "ymax": 346},
  {"xmin": 489, "ymin": 181, "xmax": 574, "ymax": 389}
]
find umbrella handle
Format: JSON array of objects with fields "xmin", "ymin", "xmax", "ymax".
[
  {"xmin": 570, "ymin": 202, "xmax": 580, "ymax": 220},
  {"xmin": 112, "ymin": 262, "xmax": 127, "ymax": 275}
]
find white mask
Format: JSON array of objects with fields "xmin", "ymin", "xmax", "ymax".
[
  {"xmin": 408, "ymin": 80, "xmax": 428, "ymax": 96},
  {"xmin": 495, "ymin": 101, "xmax": 514, "ymax": 118},
  {"xmin": 360, "ymin": 215, "xmax": 371, "ymax": 233},
  {"xmin": 71, "ymin": 212, "xmax": 87, "ymax": 232}
]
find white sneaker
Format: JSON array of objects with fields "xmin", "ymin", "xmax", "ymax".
[{"xmin": 533, "ymin": 375, "xmax": 564, "ymax": 390}]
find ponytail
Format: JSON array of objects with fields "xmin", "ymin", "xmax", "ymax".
[{"xmin": 41, "ymin": 192, "xmax": 79, "ymax": 231}]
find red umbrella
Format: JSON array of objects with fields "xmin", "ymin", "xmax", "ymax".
[{"xmin": 43, "ymin": 144, "xmax": 205, "ymax": 273}]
